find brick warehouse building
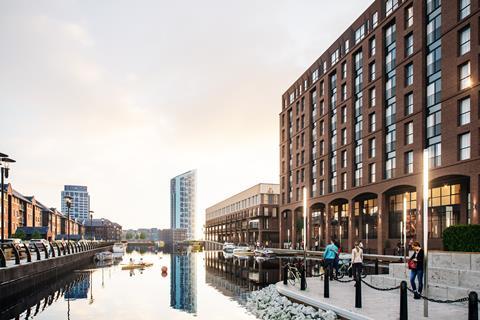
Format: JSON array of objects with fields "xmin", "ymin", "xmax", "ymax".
[
  {"xmin": 205, "ymin": 184, "xmax": 280, "ymax": 247},
  {"xmin": 279, "ymin": 0, "xmax": 480, "ymax": 254}
]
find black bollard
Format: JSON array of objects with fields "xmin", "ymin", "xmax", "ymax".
[
  {"xmin": 283, "ymin": 264, "xmax": 288, "ymax": 285},
  {"xmin": 300, "ymin": 266, "xmax": 306, "ymax": 290},
  {"xmin": 469, "ymin": 291, "xmax": 478, "ymax": 320},
  {"xmin": 400, "ymin": 281, "xmax": 408, "ymax": 320},
  {"xmin": 324, "ymin": 265, "xmax": 330, "ymax": 298},
  {"xmin": 375, "ymin": 259, "xmax": 379, "ymax": 275},
  {"xmin": 355, "ymin": 275, "xmax": 362, "ymax": 308}
]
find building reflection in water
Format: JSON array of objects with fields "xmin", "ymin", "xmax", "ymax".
[
  {"xmin": 170, "ymin": 253, "xmax": 197, "ymax": 314},
  {"xmin": 0, "ymin": 271, "xmax": 91, "ymax": 320},
  {"xmin": 204, "ymin": 251, "xmax": 280, "ymax": 305}
]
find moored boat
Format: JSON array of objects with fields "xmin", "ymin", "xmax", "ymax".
[
  {"xmin": 233, "ymin": 246, "xmax": 253, "ymax": 259},
  {"xmin": 254, "ymin": 248, "xmax": 276, "ymax": 258},
  {"xmin": 222, "ymin": 242, "xmax": 236, "ymax": 254},
  {"xmin": 94, "ymin": 251, "xmax": 113, "ymax": 261},
  {"xmin": 112, "ymin": 242, "xmax": 126, "ymax": 254}
]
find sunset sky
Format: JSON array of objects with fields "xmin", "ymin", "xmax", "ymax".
[{"xmin": 0, "ymin": 0, "xmax": 372, "ymax": 237}]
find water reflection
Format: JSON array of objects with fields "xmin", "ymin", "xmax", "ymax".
[{"xmin": 170, "ymin": 253, "xmax": 197, "ymax": 314}]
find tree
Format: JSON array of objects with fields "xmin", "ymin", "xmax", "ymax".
[
  {"xmin": 139, "ymin": 232, "xmax": 146, "ymax": 240},
  {"xmin": 13, "ymin": 229, "xmax": 26, "ymax": 240},
  {"xmin": 135, "ymin": 233, "xmax": 139, "ymax": 240},
  {"xmin": 126, "ymin": 232, "xmax": 133, "ymax": 240},
  {"xmin": 31, "ymin": 230, "xmax": 42, "ymax": 239}
]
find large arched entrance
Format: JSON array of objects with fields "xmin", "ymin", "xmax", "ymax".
[
  {"xmin": 310, "ymin": 202, "xmax": 326, "ymax": 250},
  {"xmin": 280, "ymin": 209, "xmax": 292, "ymax": 249},
  {"xmin": 352, "ymin": 192, "xmax": 378, "ymax": 254},
  {"xmin": 328, "ymin": 198, "xmax": 348, "ymax": 249}
]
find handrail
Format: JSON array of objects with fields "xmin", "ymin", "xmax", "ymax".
[
  {"xmin": 50, "ymin": 242, "xmax": 56, "ymax": 257},
  {"xmin": 11, "ymin": 243, "xmax": 21, "ymax": 264},
  {"xmin": 41, "ymin": 243, "xmax": 49, "ymax": 259},
  {"xmin": 0, "ymin": 247, "xmax": 6, "ymax": 267},
  {"xmin": 32, "ymin": 243, "xmax": 41, "ymax": 261},
  {"xmin": 23, "ymin": 243, "xmax": 32, "ymax": 263}
]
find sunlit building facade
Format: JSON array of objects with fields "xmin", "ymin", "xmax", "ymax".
[
  {"xmin": 280, "ymin": 0, "xmax": 480, "ymax": 253},
  {"xmin": 170, "ymin": 170, "xmax": 197, "ymax": 240}
]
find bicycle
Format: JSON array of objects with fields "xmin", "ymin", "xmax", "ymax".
[
  {"xmin": 285, "ymin": 261, "xmax": 306, "ymax": 287},
  {"xmin": 336, "ymin": 262, "xmax": 366, "ymax": 279}
]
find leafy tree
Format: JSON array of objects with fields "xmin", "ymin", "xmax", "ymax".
[
  {"xmin": 135, "ymin": 233, "xmax": 140, "ymax": 240},
  {"xmin": 31, "ymin": 230, "xmax": 42, "ymax": 239},
  {"xmin": 13, "ymin": 229, "xmax": 26, "ymax": 240},
  {"xmin": 139, "ymin": 232, "xmax": 146, "ymax": 240},
  {"xmin": 126, "ymin": 232, "xmax": 133, "ymax": 240}
]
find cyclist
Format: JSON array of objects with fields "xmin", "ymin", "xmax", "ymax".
[{"xmin": 323, "ymin": 238, "xmax": 338, "ymax": 280}]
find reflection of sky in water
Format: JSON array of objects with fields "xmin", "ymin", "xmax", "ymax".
[{"xmin": 3, "ymin": 252, "xmax": 256, "ymax": 320}]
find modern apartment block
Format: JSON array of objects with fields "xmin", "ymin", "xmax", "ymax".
[
  {"xmin": 61, "ymin": 185, "xmax": 90, "ymax": 220},
  {"xmin": 170, "ymin": 170, "xmax": 196, "ymax": 240},
  {"xmin": 205, "ymin": 183, "xmax": 280, "ymax": 247},
  {"xmin": 280, "ymin": 0, "xmax": 479, "ymax": 253}
]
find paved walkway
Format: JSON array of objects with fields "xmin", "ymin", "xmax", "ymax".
[{"xmin": 276, "ymin": 278, "xmax": 468, "ymax": 320}]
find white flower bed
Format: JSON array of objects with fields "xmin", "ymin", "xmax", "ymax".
[{"xmin": 246, "ymin": 285, "xmax": 337, "ymax": 320}]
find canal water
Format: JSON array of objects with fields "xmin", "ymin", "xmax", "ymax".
[{"xmin": 0, "ymin": 250, "xmax": 297, "ymax": 320}]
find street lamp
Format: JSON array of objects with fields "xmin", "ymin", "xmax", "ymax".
[
  {"xmin": 1, "ymin": 155, "xmax": 15, "ymax": 242},
  {"xmin": 64, "ymin": 195, "xmax": 73, "ymax": 246},
  {"xmin": 89, "ymin": 211, "xmax": 94, "ymax": 240}
]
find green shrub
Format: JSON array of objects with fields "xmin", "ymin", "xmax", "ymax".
[
  {"xmin": 443, "ymin": 225, "xmax": 480, "ymax": 252},
  {"xmin": 13, "ymin": 229, "xmax": 26, "ymax": 240}
]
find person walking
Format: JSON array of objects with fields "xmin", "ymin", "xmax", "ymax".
[
  {"xmin": 315, "ymin": 239, "xmax": 319, "ymax": 251},
  {"xmin": 351, "ymin": 241, "xmax": 363, "ymax": 280},
  {"xmin": 323, "ymin": 238, "xmax": 338, "ymax": 280},
  {"xmin": 408, "ymin": 241, "xmax": 424, "ymax": 299}
]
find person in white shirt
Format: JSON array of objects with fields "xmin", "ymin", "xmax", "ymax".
[{"xmin": 351, "ymin": 241, "xmax": 364, "ymax": 280}]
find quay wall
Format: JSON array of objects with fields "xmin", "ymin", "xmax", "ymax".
[{"xmin": 0, "ymin": 245, "xmax": 112, "ymax": 301}]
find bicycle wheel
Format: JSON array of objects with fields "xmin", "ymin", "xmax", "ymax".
[{"xmin": 287, "ymin": 270, "xmax": 296, "ymax": 286}]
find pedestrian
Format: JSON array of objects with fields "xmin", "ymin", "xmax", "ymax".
[
  {"xmin": 315, "ymin": 239, "xmax": 319, "ymax": 251},
  {"xmin": 323, "ymin": 238, "xmax": 338, "ymax": 280},
  {"xmin": 351, "ymin": 241, "xmax": 363, "ymax": 280},
  {"xmin": 358, "ymin": 239, "xmax": 364, "ymax": 249},
  {"xmin": 408, "ymin": 241, "xmax": 424, "ymax": 299}
]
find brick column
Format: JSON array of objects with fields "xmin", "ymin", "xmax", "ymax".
[
  {"xmin": 325, "ymin": 204, "xmax": 330, "ymax": 244},
  {"xmin": 279, "ymin": 210, "xmax": 283, "ymax": 248},
  {"xmin": 348, "ymin": 199, "xmax": 354, "ymax": 252},
  {"xmin": 291, "ymin": 210, "xmax": 297, "ymax": 249},
  {"xmin": 377, "ymin": 193, "xmax": 387, "ymax": 255}
]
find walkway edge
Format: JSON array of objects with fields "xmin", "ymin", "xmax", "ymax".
[{"xmin": 275, "ymin": 282, "xmax": 374, "ymax": 320}]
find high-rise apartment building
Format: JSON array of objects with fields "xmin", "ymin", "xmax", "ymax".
[
  {"xmin": 280, "ymin": 0, "xmax": 479, "ymax": 253},
  {"xmin": 170, "ymin": 170, "xmax": 196, "ymax": 240},
  {"xmin": 61, "ymin": 185, "xmax": 90, "ymax": 220}
]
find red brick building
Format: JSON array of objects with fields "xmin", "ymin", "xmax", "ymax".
[{"xmin": 280, "ymin": 0, "xmax": 480, "ymax": 253}]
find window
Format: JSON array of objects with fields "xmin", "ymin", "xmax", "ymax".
[
  {"xmin": 369, "ymin": 138, "xmax": 376, "ymax": 158},
  {"xmin": 405, "ymin": 122, "xmax": 413, "ymax": 145},
  {"xmin": 459, "ymin": 27, "xmax": 470, "ymax": 56},
  {"xmin": 369, "ymin": 163, "xmax": 376, "ymax": 183},
  {"xmin": 428, "ymin": 142, "xmax": 442, "ymax": 168},
  {"xmin": 369, "ymin": 37, "xmax": 376, "ymax": 57},
  {"xmin": 341, "ymin": 172, "xmax": 347, "ymax": 190},
  {"xmin": 341, "ymin": 106, "xmax": 347, "ymax": 123},
  {"xmin": 341, "ymin": 150, "xmax": 347, "ymax": 168},
  {"xmin": 372, "ymin": 12, "xmax": 378, "ymax": 28},
  {"xmin": 341, "ymin": 128, "xmax": 347, "ymax": 145},
  {"xmin": 331, "ymin": 49, "xmax": 340, "ymax": 65},
  {"xmin": 312, "ymin": 69, "xmax": 319, "ymax": 82},
  {"xmin": 459, "ymin": 61, "xmax": 471, "ymax": 89},
  {"xmin": 369, "ymin": 88, "xmax": 376, "ymax": 107},
  {"xmin": 385, "ymin": 157, "xmax": 396, "ymax": 179},
  {"xmin": 405, "ymin": 92, "xmax": 413, "ymax": 115},
  {"xmin": 406, "ymin": 6, "xmax": 413, "ymax": 28},
  {"xmin": 386, "ymin": 0, "xmax": 398, "ymax": 16},
  {"xmin": 405, "ymin": 63, "xmax": 413, "ymax": 86},
  {"xmin": 370, "ymin": 62, "xmax": 376, "ymax": 81},
  {"xmin": 345, "ymin": 40, "xmax": 350, "ymax": 54},
  {"xmin": 369, "ymin": 113, "xmax": 376, "ymax": 132},
  {"xmin": 405, "ymin": 33, "xmax": 413, "ymax": 57},
  {"xmin": 405, "ymin": 151, "xmax": 413, "ymax": 174},
  {"xmin": 342, "ymin": 84, "xmax": 347, "ymax": 101},
  {"xmin": 458, "ymin": 97, "xmax": 470, "ymax": 126},
  {"xmin": 342, "ymin": 62, "xmax": 347, "ymax": 79},
  {"xmin": 459, "ymin": 132, "xmax": 470, "ymax": 160},
  {"xmin": 459, "ymin": 0, "xmax": 470, "ymax": 20},
  {"xmin": 355, "ymin": 25, "xmax": 366, "ymax": 44},
  {"xmin": 320, "ymin": 160, "xmax": 325, "ymax": 176}
]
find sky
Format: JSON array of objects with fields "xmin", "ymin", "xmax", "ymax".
[{"xmin": 0, "ymin": 0, "xmax": 372, "ymax": 237}]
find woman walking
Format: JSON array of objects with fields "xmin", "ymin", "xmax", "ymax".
[
  {"xmin": 323, "ymin": 238, "xmax": 338, "ymax": 280},
  {"xmin": 351, "ymin": 241, "xmax": 363, "ymax": 280},
  {"xmin": 409, "ymin": 241, "xmax": 424, "ymax": 299}
]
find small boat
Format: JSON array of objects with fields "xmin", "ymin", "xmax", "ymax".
[
  {"xmin": 121, "ymin": 262, "xmax": 153, "ymax": 270},
  {"xmin": 94, "ymin": 251, "xmax": 113, "ymax": 261},
  {"xmin": 233, "ymin": 246, "xmax": 253, "ymax": 259},
  {"xmin": 254, "ymin": 248, "xmax": 276, "ymax": 258},
  {"xmin": 112, "ymin": 242, "xmax": 126, "ymax": 254},
  {"xmin": 223, "ymin": 242, "xmax": 236, "ymax": 254}
]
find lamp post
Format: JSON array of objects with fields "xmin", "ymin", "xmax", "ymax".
[
  {"xmin": 64, "ymin": 195, "xmax": 73, "ymax": 244},
  {"xmin": 423, "ymin": 149, "xmax": 430, "ymax": 317},
  {"xmin": 89, "ymin": 211, "xmax": 94, "ymax": 240},
  {"xmin": 303, "ymin": 187, "xmax": 307, "ymax": 258},
  {"xmin": 1, "ymin": 154, "xmax": 15, "ymax": 241}
]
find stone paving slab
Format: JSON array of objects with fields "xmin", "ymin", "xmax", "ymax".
[{"xmin": 276, "ymin": 278, "xmax": 469, "ymax": 320}]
